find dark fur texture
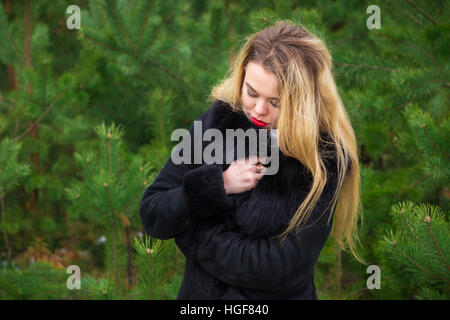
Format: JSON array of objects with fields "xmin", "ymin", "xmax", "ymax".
[
  {"xmin": 200, "ymin": 100, "xmax": 340, "ymax": 238},
  {"xmin": 140, "ymin": 100, "xmax": 344, "ymax": 299}
]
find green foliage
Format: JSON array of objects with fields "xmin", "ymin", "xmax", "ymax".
[
  {"xmin": 66, "ymin": 122, "xmax": 152, "ymax": 296},
  {"xmin": 0, "ymin": 0, "xmax": 448, "ymax": 300},
  {"xmin": 377, "ymin": 201, "xmax": 449, "ymax": 299},
  {"xmin": 133, "ymin": 235, "xmax": 168, "ymax": 299},
  {"xmin": 0, "ymin": 261, "xmax": 86, "ymax": 299},
  {"xmin": 0, "ymin": 137, "xmax": 31, "ymax": 262},
  {"xmin": 84, "ymin": 277, "xmax": 116, "ymax": 300},
  {"xmin": 0, "ymin": 138, "xmax": 30, "ymax": 197},
  {"xmin": 66, "ymin": 122, "xmax": 152, "ymax": 222},
  {"xmin": 329, "ymin": 0, "xmax": 449, "ymax": 299}
]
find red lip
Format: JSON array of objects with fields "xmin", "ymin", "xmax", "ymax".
[{"xmin": 251, "ymin": 116, "xmax": 268, "ymax": 127}]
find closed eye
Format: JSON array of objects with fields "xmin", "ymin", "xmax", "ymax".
[
  {"xmin": 247, "ymin": 90, "xmax": 279, "ymax": 108},
  {"xmin": 247, "ymin": 90, "xmax": 257, "ymax": 98}
]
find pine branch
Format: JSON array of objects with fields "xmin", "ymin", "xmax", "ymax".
[
  {"xmin": 387, "ymin": 0, "xmax": 425, "ymax": 27},
  {"xmin": 106, "ymin": 185, "xmax": 120, "ymax": 297},
  {"xmin": 405, "ymin": 0, "xmax": 438, "ymax": 25},
  {"xmin": 107, "ymin": 134, "xmax": 113, "ymax": 176},
  {"xmin": 105, "ymin": 135, "xmax": 120, "ymax": 297},
  {"xmin": 123, "ymin": 221, "xmax": 133, "ymax": 287},
  {"xmin": 392, "ymin": 92, "xmax": 430, "ymax": 112},
  {"xmin": 74, "ymin": 194, "xmax": 105, "ymax": 217},
  {"xmin": 147, "ymin": 244, "xmax": 153, "ymax": 299},
  {"xmin": 400, "ymin": 207, "xmax": 429, "ymax": 252},
  {"xmin": 85, "ymin": 160, "xmax": 97, "ymax": 182},
  {"xmin": 95, "ymin": 0, "xmax": 107, "ymax": 27},
  {"xmin": 424, "ymin": 217, "xmax": 450, "ymax": 271},
  {"xmin": 0, "ymin": 1, "xmax": 19, "ymax": 57},
  {"xmin": 137, "ymin": 0, "xmax": 154, "ymax": 46},
  {"xmin": 372, "ymin": 33, "xmax": 443, "ymax": 75},
  {"xmin": 24, "ymin": 0, "xmax": 32, "ymax": 70},
  {"xmin": 83, "ymin": 34, "xmax": 188, "ymax": 89},
  {"xmin": 381, "ymin": 32, "xmax": 446, "ymax": 87},
  {"xmin": 391, "ymin": 241, "xmax": 449, "ymax": 284},
  {"xmin": 406, "ymin": 78, "xmax": 445, "ymax": 90},
  {"xmin": 83, "ymin": 33, "xmax": 126, "ymax": 54},
  {"xmin": 141, "ymin": 57, "xmax": 188, "ymax": 87},
  {"xmin": 0, "ymin": 57, "xmax": 25, "ymax": 136},
  {"xmin": 142, "ymin": 24, "xmax": 160, "ymax": 55},
  {"xmin": 421, "ymin": 125, "xmax": 450, "ymax": 160},
  {"xmin": 12, "ymin": 83, "xmax": 86, "ymax": 142},
  {"xmin": 106, "ymin": 0, "xmax": 135, "ymax": 50},
  {"xmin": 399, "ymin": 173, "xmax": 428, "ymax": 197},
  {"xmin": 0, "ymin": 96, "xmax": 18, "ymax": 128}
]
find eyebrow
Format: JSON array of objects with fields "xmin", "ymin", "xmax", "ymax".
[{"xmin": 245, "ymin": 82, "xmax": 279, "ymax": 100}]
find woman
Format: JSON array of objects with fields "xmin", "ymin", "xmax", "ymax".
[{"xmin": 140, "ymin": 21, "xmax": 363, "ymax": 300}]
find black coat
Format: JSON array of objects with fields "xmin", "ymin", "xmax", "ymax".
[{"xmin": 139, "ymin": 99, "xmax": 345, "ymax": 300}]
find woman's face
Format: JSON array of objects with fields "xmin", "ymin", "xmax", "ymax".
[{"xmin": 241, "ymin": 61, "xmax": 280, "ymax": 129}]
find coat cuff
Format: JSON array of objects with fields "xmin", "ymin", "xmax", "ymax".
[{"xmin": 182, "ymin": 164, "xmax": 233, "ymax": 218}]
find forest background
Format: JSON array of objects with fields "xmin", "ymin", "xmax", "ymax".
[{"xmin": 0, "ymin": 0, "xmax": 448, "ymax": 300}]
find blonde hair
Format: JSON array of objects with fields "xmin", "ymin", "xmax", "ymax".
[{"xmin": 209, "ymin": 20, "xmax": 364, "ymax": 263}]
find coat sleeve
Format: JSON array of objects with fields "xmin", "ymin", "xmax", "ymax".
[
  {"xmin": 175, "ymin": 163, "xmax": 340, "ymax": 292},
  {"xmin": 139, "ymin": 101, "xmax": 235, "ymax": 240}
]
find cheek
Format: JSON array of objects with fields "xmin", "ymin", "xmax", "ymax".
[
  {"xmin": 272, "ymin": 110, "xmax": 280, "ymax": 123},
  {"xmin": 241, "ymin": 93, "xmax": 253, "ymax": 110}
]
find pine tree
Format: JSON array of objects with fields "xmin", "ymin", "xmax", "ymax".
[
  {"xmin": 132, "ymin": 235, "xmax": 167, "ymax": 299},
  {"xmin": 0, "ymin": 0, "xmax": 100, "ymax": 259},
  {"xmin": 330, "ymin": 0, "xmax": 449, "ymax": 298},
  {"xmin": 78, "ymin": 0, "xmax": 192, "ymax": 150},
  {"xmin": 65, "ymin": 122, "xmax": 153, "ymax": 297}
]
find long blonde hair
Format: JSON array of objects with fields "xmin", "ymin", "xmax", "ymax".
[{"xmin": 209, "ymin": 20, "xmax": 364, "ymax": 263}]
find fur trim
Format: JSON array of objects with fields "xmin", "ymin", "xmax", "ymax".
[
  {"xmin": 182, "ymin": 163, "xmax": 233, "ymax": 218},
  {"xmin": 211, "ymin": 100, "xmax": 339, "ymax": 238}
]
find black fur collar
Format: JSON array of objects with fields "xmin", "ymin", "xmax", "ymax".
[{"xmin": 210, "ymin": 100, "xmax": 337, "ymax": 238}]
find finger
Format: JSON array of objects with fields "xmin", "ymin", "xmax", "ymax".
[
  {"xmin": 235, "ymin": 157, "xmax": 247, "ymax": 165},
  {"xmin": 246, "ymin": 155, "xmax": 260, "ymax": 165},
  {"xmin": 258, "ymin": 156, "xmax": 267, "ymax": 164},
  {"xmin": 255, "ymin": 162, "xmax": 266, "ymax": 173},
  {"xmin": 255, "ymin": 171, "xmax": 264, "ymax": 179},
  {"xmin": 257, "ymin": 165, "xmax": 268, "ymax": 176},
  {"xmin": 260, "ymin": 167, "xmax": 267, "ymax": 175}
]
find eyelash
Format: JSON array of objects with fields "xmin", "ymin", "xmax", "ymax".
[{"xmin": 247, "ymin": 91, "xmax": 279, "ymax": 108}]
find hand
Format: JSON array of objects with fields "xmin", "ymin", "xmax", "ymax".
[{"xmin": 222, "ymin": 156, "xmax": 266, "ymax": 195}]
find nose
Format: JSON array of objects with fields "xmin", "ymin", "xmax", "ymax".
[{"xmin": 254, "ymin": 100, "xmax": 268, "ymax": 116}]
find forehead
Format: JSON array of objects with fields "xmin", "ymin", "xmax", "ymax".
[{"xmin": 244, "ymin": 61, "xmax": 279, "ymax": 97}]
